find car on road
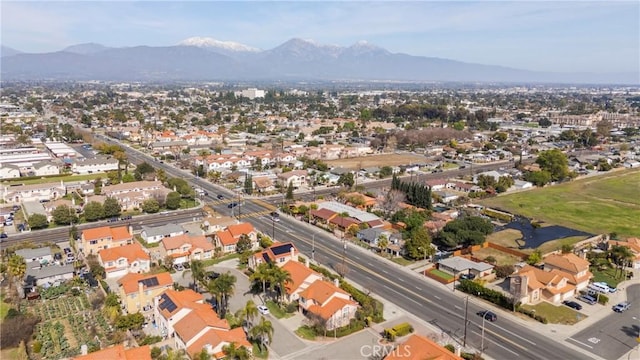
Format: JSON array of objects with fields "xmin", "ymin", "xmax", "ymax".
[
  {"xmin": 257, "ymin": 305, "xmax": 269, "ymax": 315},
  {"xmin": 612, "ymin": 302, "xmax": 630, "ymax": 313},
  {"xmin": 562, "ymin": 300, "xmax": 583, "ymax": 311},
  {"xmin": 0, "ymin": 233, "xmax": 7, "ymax": 239},
  {"xmin": 173, "ymin": 263, "xmax": 184, "ymax": 271},
  {"xmin": 577, "ymin": 294, "xmax": 597, "ymax": 305},
  {"xmin": 270, "ymin": 211, "xmax": 280, "ymax": 222},
  {"xmin": 217, "ymin": 194, "xmax": 224, "ymax": 200},
  {"xmin": 228, "ymin": 202, "xmax": 239, "ymax": 208},
  {"xmin": 120, "ymin": 215, "xmax": 132, "ymax": 220},
  {"xmin": 207, "ymin": 272, "xmax": 220, "ymax": 280},
  {"xmin": 476, "ymin": 310, "xmax": 497, "ymax": 322}
]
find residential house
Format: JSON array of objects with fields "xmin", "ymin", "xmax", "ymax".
[
  {"xmin": 24, "ymin": 262, "xmax": 75, "ymax": 288},
  {"xmin": 542, "ymin": 253, "xmax": 593, "ymax": 291},
  {"xmin": 73, "ymin": 345, "xmax": 152, "ymax": 360},
  {"xmin": 72, "ymin": 157, "xmax": 119, "ymax": 174},
  {"xmin": 385, "ymin": 334, "xmax": 463, "ymax": 360},
  {"xmin": 201, "ymin": 215, "xmax": 238, "ymax": 235},
  {"xmin": 277, "ymin": 170, "xmax": 308, "ymax": 189},
  {"xmin": 356, "ymin": 228, "xmax": 400, "ymax": 248},
  {"xmin": 154, "ymin": 289, "xmax": 251, "ymax": 359},
  {"xmin": 214, "ymin": 223, "xmax": 257, "ymax": 254},
  {"xmin": 0, "ymin": 163, "xmax": 20, "ymax": 179},
  {"xmin": 1, "ymin": 181, "xmax": 66, "ymax": 203},
  {"xmin": 252, "ymin": 176, "xmax": 275, "ymax": 193},
  {"xmin": 510, "ymin": 264, "xmax": 576, "ymax": 305},
  {"xmin": 81, "ymin": 225, "xmax": 134, "ymax": 255},
  {"xmin": 608, "ymin": 238, "xmax": 640, "ymax": 269},
  {"xmin": 140, "ymin": 223, "xmax": 185, "ymax": 244},
  {"xmin": 249, "ymin": 242, "xmax": 299, "ymax": 270},
  {"xmin": 98, "ymin": 242, "xmax": 151, "ymax": 279},
  {"xmin": 299, "ymin": 279, "xmax": 358, "ymax": 330},
  {"xmin": 117, "ymin": 272, "xmax": 173, "ymax": 313},
  {"xmin": 32, "ymin": 161, "xmax": 60, "ymax": 176},
  {"xmin": 159, "ymin": 234, "xmax": 214, "ymax": 265},
  {"xmin": 282, "ymin": 260, "xmax": 323, "ymax": 302},
  {"xmin": 437, "ymin": 256, "xmax": 494, "ymax": 279},
  {"xmin": 15, "ymin": 247, "xmax": 54, "ymax": 265}
]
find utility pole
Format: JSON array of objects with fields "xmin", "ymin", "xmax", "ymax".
[
  {"xmin": 272, "ymin": 218, "xmax": 276, "ymax": 242},
  {"xmin": 312, "ymin": 233, "xmax": 316, "ymax": 262},
  {"xmin": 463, "ymin": 296, "xmax": 469, "ymax": 347}
]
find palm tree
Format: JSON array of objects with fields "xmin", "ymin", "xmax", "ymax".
[
  {"xmin": 7, "ymin": 255, "xmax": 26, "ymax": 280},
  {"xmin": 269, "ymin": 265, "xmax": 292, "ymax": 304},
  {"xmin": 222, "ymin": 342, "xmax": 251, "ymax": 360},
  {"xmin": 208, "ymin": 271, "xmax": 236, "ymax": 317},
  {"xmin": 250, "ymin": 263, "xmax": 273, "ymax": 294},
  {"xmin": 236, "ymin": 299, "xmax": 259, "ymax": 328},
  {"xmin": 182, "ymin": 259, "xmax": 206, "ymax": 293},
  {"xmin": 250, "ymin": 316, "xmax": 274, "ymax": 352},
  {"xmin": 377, "ymin": 235, "xmax": 389, "ymax": 255},
  {"xmin": 609, "ymin": 245, "xmax": 634, "ymax": 278}
]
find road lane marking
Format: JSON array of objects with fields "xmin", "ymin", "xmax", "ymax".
[
  {"xmin": 567, "ymin": 338, "xmax": 594, "ymax": 349},
  {"xmin": 454, "ymin": 305, "xmax": 462, "ymax": 310},
  {"xmin": 397, "ymin": 278, "xmax": 404, "ymax": 283},
  {"xmin": 414, "ymin": 286, "xmax": 422, "ymax": 290},
  {"xmin": 491, "ymin": 323, "xmax": 537, "ymax": 346},
  {"xmin": 434, "ymin": 295, "xmax": 441, "ymax": 300},
  {"xmin": 471, "ymin": 330, "xmax": 520, "ymax": 357}
]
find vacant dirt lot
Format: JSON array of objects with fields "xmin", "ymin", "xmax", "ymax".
[{"xmin": 325, "ymin": 153, "xmax": 427, "ymax": 170}]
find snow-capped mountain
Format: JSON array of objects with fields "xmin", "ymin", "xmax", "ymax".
[{"xmin": 178, "ymin": 37, "xmax": 260, "ymax": 52}]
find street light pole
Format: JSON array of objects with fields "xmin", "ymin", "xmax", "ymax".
[
  {"xmin": 463, "ymin": 296, "xmax": 469, "ymax": 347},
  {"xmin": 312, "ymin": 233, "xmax": 316, "ymax": 262},
  {"xmin": 481, "ymin": 312, "xmax": 488, "ymax": 357}
]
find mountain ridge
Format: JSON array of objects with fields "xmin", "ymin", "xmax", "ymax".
[{"xmin": 1, "ymin": 38, "xmax": 637, "ymax": 84}]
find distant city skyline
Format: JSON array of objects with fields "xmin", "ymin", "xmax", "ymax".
[{"xmin": 1, "ymin": 1, "xmax": 638, "ymax": 74}]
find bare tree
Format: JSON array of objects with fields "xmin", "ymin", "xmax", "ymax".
[{"xmin": 379, "ymin": 189, "xmax": 406, "ymax": 218}]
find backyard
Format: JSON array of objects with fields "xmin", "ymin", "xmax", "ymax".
[
  {"xmin": 473, "ymin": 247, "xmax": 522, "ymax": 266},
  {"xmin": 520, "ymin": 302, "xmax": 586, "ymax": 325},
  {"xmin": 480, "ymin": 169, "xmax": 640, "ymax": 238}
]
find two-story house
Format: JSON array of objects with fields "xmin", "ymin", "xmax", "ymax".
[
  {"xmin": 248, "ymin": 242, "xmax": 299, "ymax": 270},
  {"xmin": 154, "ymin": 289, "xmax": 251, "ymax": 359},
  {"xmin": 214, "ymin": 223, "xmax": 258, "ymax": 254},
  {"xmin": 117, "ymin": 272, "xmax": 173, "ymax": 313},
  {"xmin": 81, "ymin": 225, "xmax": 134, "ymax": 255},
  {"xmin": 282, "ymin": 260, "xmax": 323, "ymax": 303},
  {"xmin": 510, "ymin": 264, "xmax": 576, "ymax": 305},
  {"xmin": 159, "ymin": 234, "xmax": 214, "ymax": 265},
  {"xmin": 277, "ymin": 170, "xmax": 308, "ymax": 189},
  {"xmin": 140, "ymin": 223, "xmax": 185, "ymax": 244},
  {"xmin": 72, "ymin": 157, "xmax": 119, "ymax": 174},
  {"xmin": 98, "ymin": 242, "xmax": 151, "ymax": 279},
  {"xmin": 542, "ymin": 253, "xmax": 593, "ymax": 291},
  {"xmin": 298, "ymin": 279, "xmax": 358, "ymax": 330}
]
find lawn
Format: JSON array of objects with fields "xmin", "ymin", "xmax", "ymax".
[
  {"xmin": 0, "ymin": 294, "xmax": 11, "ymax": 324},
  {"xmin": 486, "ymin": 229, "xmax": 523, "ymax": 248},
  {"xmin": 480, "ymin": 169, "xmax": 640, "ymax": 237},
  {"xmin": 295, "ymin": 325, "xmax": 317, "ymax": 340},
  {"xmin": 390, "ymin": 257, "xmax": 415, "ymax": 266},
  {"xmin": 325, "ymin": 153, "xmax": 427, "ymax": 170},
  {"xmin": 428, "ymin": 269, "xmax": 454, "ymax": 280},
  {"xmin": 265, "ymin": 300, "xmax": 294, "ymax": 319},
  {"xmin": 591, "ymin": 266, "xmax": 626, "ymax": 287},
  {"xmin": 521, "ymin": 302, "xmax": 586, "ymax": 325},
  {"xmin": 472, "ymin": 247, "xmax": 522, "ymax": 266}
]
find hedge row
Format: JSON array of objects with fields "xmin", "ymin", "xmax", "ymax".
[
  {"xmin": 517, "ymin": 308, "xmax": 548, "ymax": 324},
  {"xmin": 456, "ymin": 279, "xmax": 516, "ymax": 311},
  {"xmin": 384, "ymin": 322, "xmax": 414, "ymax": 341}
]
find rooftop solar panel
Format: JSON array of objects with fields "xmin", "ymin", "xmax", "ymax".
[
  {"xmin": 158, "ymin": 293, "xmax": 177, "ymax": 312},
  {"xmin": 140, "ymin": 277, "xmax": 159, "ymax": 288},
  {"xmin": 271, "ymin": 243, "xmax": 293, "ymax": 256}
]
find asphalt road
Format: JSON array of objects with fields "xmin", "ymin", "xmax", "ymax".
[
  {"xmin": 0, "ymin": 208, "xmax": 203, "ymax": 250},
  {"xmin": 568, "ymin": 284, "xmax": 640, "ymax": 359},
  {"xmin": 94, "ymin": 135, "xmax": 587, "ymax": 359}
]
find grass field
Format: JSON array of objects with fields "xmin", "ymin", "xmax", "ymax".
[
  {"xmin": 521, "ymin": 302, "xmax": 586, "ymax": 325},
  {"xmin": 325, "ymin": 153, "xmax": 426, "ymax": 170},
  {"xmin": 473, "ymin": 247, "xmax": 522, "ymax": 266},
  {"xmin": 1, "ymin": 173, "xmax": 104, "ymax": 186},
  {"xmin": 486, "ymin": 229, "xmax": 523, "ymax": 248},
  {"xmin": 481, "ymin": 169, "xmax": 640, "ymax": 237}
]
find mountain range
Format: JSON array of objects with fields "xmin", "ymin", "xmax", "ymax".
[{"xmin": 1, "ymin": 37, "xmax": 637, "ymax": 84}]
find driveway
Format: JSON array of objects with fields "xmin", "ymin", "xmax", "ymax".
[
  {"xmin": 208, "ymin": 261, "xmax": 308, "ymax": 358},
  {"xmin": 567, "ymin": 284, "xmax": 640, "ymax": 360}
]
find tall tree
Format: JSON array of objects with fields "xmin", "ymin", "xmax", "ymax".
[
  {"xmin": 52, "ymin": 205, "xmax": 78, "ymax": 225},
  {"xmin": 183, "ymin": 259, "xmax": 206, "ymax": 293},
  {"xmin": 535, "ymin": 149, "xmax": 570, "ymax": 182},
  {"xmin": 222, "ymin": 343, "xmax": 250, "ymax": 360},
  {"xmin": 28, "ymin": 214, "xmax": 48, "ymax": 229},
  {"xmin": 83, "ymin": 201, "xmax": 105, "ymax": 221},
  {"xmin": 250, "ymin": 263, "xmax": 273, "ymax": 293},
  {"xmin": 103, "ymin": 197, "xmax": 122, "ymax": 218},
  {"xmin": 208, "ymin": 272, "xmax": 236, "ymax": 317},
  {"xmin": 269, "ymin": 265, "xmax": 292, "ymax": 303},
  {"xmin": 250, "ymin": 316, "xmax": 274, "ymax": 351},
  {"xmin": 236, "ymin": 300, "xmax": 259, "ymax": 328}
]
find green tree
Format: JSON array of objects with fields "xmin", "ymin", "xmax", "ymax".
[
  {"xmin": 337, "ymin": 173, "xmax": 355, "ymax": 188},
  {"xmin": 250, "ymin": 263, "xmax": 273, "ymax": 293},
  {"xmin": 222, "ymin": 343, "xmax": 250, "ymax": 360},
  {"xmin": 269, "ymin": 265, "xmax": 292, "ymax": 303},
  {"xmin": 208, "ymin": 272, "xmax": 236, "ymax": 317},
  {"xmin": 28, "ymin": 213, "xmax": 48, "ymax": 229},
  {"xmin": 526, "ymin": 250, "xmax": 542, "ymax": 265},
  {"xmin": 250, "ymin": 316, "xmax": 274, "ymax": 351},
  {"xmin": 83, "ymin": 201, "xmax": 105, "ymax": 221},
  {"xmin": 244, "ymin": 174, "xmax": 253, "ymax": 195},
  {"xmin": 236, "ymin": 300, "xmax": 259, "ymax": 328},
  {"xmin": 524, "ymin": 170, "xmax": 552, "ymax": 187},
  {"xmin": 535, "ymin": 149, "xmax": 570, "ymax": 182},
  {"xmin": 141, "ymin": 198, "xmax": 160, "ymax": 213},
  {"xmin": 167, "ymin": 178, "xmax": 194, "ymax": 198},
  {"xmin": 103, "ymin": 197, "xmax": 122, "ymax": 218},
  {"xmin": 609, "ymin": 245, "xmax": 634, "ymax": 278},
  {"xmin": 285, "ymin": 182, "xmax": 294, "ymax": 200},
  {"xmin": 115, "ymin": 312, "xmax": 145, "ymax": 331},
  {"xmin": 183, "ymin": 259, "xmax": 207, "ymax": 293},
  {"xmin": 52, "ymin": 205, "xmax": 78, "ymax": 225},
  {"xmin": 405, "ymin": 227, "xmax": 434, "ymax": 260},
  {"xmin": 7, "ymin": 255, "xmax": 26, "ymax": 279},
  {"xmin": 236, "ymin": 234, "xmax": 253, "ymax": 253},
  {"xmin": 379, "ymin": 166, "xmax": 393, "ymax": 178},
  {"xmin": 165, "ymin": 192, "xmax": 182, "ymax": 210}
]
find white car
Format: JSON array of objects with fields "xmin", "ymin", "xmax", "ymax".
[{"xmin": 257, "ymin": 305, "xmax": 269, "ymax": 315}]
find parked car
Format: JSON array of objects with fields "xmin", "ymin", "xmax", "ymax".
[
  {"xmin": 257, "ymin": 305, "xmax": 270, "ymax": 315},
  {"xmin": 0, "ymin": 233, "xmax": 7, "ymax": 239},
  {"xmin": 588, "ymin": 282, "xmax": 612, "ymax": 294},
  {"xmin": 612, "ymin": 302, "xmax": 631, "ymax": 313},
  {"xmin": 207, "ymin": 272, "xmax": 220, "ymax": 280},
  {"xmin": 217, "ymin": 194, "xmax": 224, "ymax": 200},
  {"xmin": 577, "ymin": 294, "xmax": 597, "ymax": 305},
  {"xmin": 107, "ymin": 217, "xmax": 119, "ymax": 223},
  {"xmin": 562, "ymin": 300, "xmax": 583, "ymax": 310},
  {"xmin": 476, "ymin": 310, "xmax": 497, "ymax": 322},
  {"xmin": 120, "ymin": 215, "xmax": 132, "ymax": 220},
  {"xmin": 460, "ymin": 273, "xmax": 476, "ymax": 280},
  {"xmin": 173, "ymin": 263, "xmax": 184, "ymax": 271},
  {"xmin": 593, "ymin": 281, "xmax": 617, "ymax": 293},
  {"xmin": 228, "ymin": 202, "xmax": 238, "ymax": 208}
]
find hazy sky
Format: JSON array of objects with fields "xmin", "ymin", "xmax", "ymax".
[{"xmin": 2, "ymin": 1, "xmax": 639, "ymax": 73}]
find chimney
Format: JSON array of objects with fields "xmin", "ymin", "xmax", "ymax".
[
  {"xmin": 333, "ymin": 278, "xmax": 339, "ymax": 287},
  {"xmin": 129, "ymin": 225, "xmax": 133, "ymax": 236},
  {"xmin": 290, "ymin": 246, "xmax": 295, "ymax": 260}
]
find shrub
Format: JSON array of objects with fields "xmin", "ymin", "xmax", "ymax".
[
  {"xmin": 456, "ymin": 280, "xmax": 516, "ymax": 310},
  {"xmin": 494, "ymin": 265, "xmax": 515, "ymax": 278},
  {"xmin": 333, "ymin": 320, "xmax": 365, "ymax": 337},
  {"xmin": 32, "ymin": 341, "xmax": 42, "ymax": 353},
  {"xmin": 444, "ymin": 344, "xmax": 455, "ymax": 353},
  {"xmin": 598, "ymin": 294, "xmax": 609, "ymax": 305},
  {"xmin": 391, "ymin": 322, "xmax": 413, "ymax": 337}
]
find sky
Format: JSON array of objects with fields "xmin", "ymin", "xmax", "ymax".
[{"xmin": 1, "ymin": 1, "xmax": 639, "ymax": 73}]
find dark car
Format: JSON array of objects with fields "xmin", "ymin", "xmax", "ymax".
[
  {"xmin": 477, "ymin": 310, "xmax": 497, "ymax": 322},
  {"xmin": 460, "ymin": 273, "xmax": 476, "ymax": 280},
  {"xmin": 562, "ymin": 300, "xmax": 583, "ymax": 311},
  {"xmin": 0, "ymin": 233, "xmax": 8, "ymax": 239},
  {"xmin": 217, "ymin": 194, "xmax": 224, "ymax": 200},
  {"xmin": 120, "ymin": 215, "xmax": 132, "ymax": 220},
  {"xmin": 207, "ymin": 272, "xmax": 220, "ymax": 280},
  {"xmin": 228, "ymin": 202, "xmax": 238, "ymax": 208}
]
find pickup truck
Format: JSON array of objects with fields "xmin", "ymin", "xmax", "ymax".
[{"xmin": 612, "ymin": 302, "xmax": 630, "ymax": 313}]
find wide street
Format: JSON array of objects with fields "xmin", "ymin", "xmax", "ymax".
[{"xmin": 568, "ymin": 284, "xmax": 640, "ymax": 360}]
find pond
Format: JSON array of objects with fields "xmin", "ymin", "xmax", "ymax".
[{"xmin": 497, "ymin": 216, "xmax": 592, "ymax": 249}]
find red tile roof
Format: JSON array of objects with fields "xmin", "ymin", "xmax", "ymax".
[
  {"xmin": 83, "ymin": 225, "xmax": 132, "ymax": 242},
  {"xmin": 73, "ymin": 345, "xmax": 152, "ymax": 360},
  {"xmin": 385, "ymin": 334, "xmax": 463, "ymax": 360},
  {"xmin": 98, "ymin": 242, "xmax": 149, "ymax": 263},
  {"xmin": 117, "ymin": 272, "xmax": 173, "ymax": 295}
]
